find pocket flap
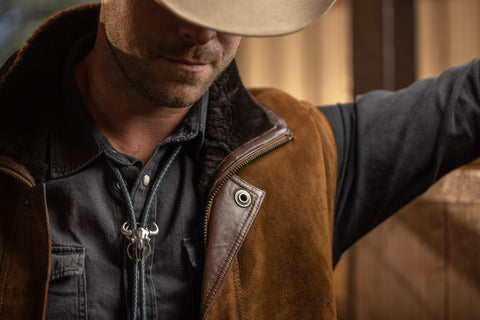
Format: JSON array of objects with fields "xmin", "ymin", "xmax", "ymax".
[{"xmin": 50, "ymin": 246, "xmax": 85, "ymax": 281}]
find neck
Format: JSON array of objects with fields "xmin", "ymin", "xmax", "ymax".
[{"xmin": 74, "ymin": 39, "xmax": 192, "ymax": 165}]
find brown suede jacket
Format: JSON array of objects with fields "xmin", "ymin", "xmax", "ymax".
[{"xmin": 0, "ymin": 5, "xmax": 338, "ymax": 320}]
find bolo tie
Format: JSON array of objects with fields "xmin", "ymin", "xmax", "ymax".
[{"xmin": 107, "ymin": 144, "xmax": 183, "ymax": 320}]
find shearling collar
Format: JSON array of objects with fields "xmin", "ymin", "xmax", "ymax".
[{"xmin": 0, "ymin": 4, "xmax": 274, "ymax": 195}]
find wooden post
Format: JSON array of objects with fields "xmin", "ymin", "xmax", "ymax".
[{"xmin": 352, "ymin": 0, "xmax": 415, "ymax": 95}]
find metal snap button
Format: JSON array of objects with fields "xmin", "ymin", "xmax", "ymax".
[
  {"xmin": 235, "ymin": 190, "xmax": 252, "ymax": 208},
  {"xmin": 143, "ymin": 175, "xmax": 151, "ymax": 186}
]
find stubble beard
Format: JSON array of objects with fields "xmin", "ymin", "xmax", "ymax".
[{"xmin": 106, "ymin": 36, "xmax": 231, "ymax": 109}]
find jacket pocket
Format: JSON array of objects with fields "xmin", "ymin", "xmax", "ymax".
[{"xmin": 45, "ymin": 246, "xmax": 87, "ymax": 320}]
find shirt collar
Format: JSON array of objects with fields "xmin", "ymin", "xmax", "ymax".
[
  {"xmin": 95, "ymin": 92, "xmax": 209, "ymax": 168},
  {"xmin": 50, "ymin": 33, "xmax": 209, "ymax": 179}
]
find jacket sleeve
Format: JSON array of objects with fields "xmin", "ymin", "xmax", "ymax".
[{"xmin": 320, "ymin": 58, "xmax": 480, "ymax": 266}]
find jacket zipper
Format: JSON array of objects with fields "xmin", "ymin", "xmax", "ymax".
[
  {"xmin": 0, "ymin": 166, "xmax": 34, "ymax": 188},
  {"xmin": 203, "ymin": 133, "xmax": 294, "ymax": 248}
]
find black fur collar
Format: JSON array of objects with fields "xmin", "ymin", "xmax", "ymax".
[{"xmin": 0, "ymin": 4, "xmax": 273, "ymax": 195}]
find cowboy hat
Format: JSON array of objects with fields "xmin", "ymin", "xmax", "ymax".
[{"xmin": 154, "ymin": 0, "xmax": 337, "ymax": 37}]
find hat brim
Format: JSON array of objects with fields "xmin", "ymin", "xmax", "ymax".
[{"xmin": 154, "ymin": 0, "xmax": 336, "ymax": 37}]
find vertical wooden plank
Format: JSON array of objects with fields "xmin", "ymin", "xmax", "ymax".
[
  {"xmin": 393, "ymin": 0, "xmax": 415, "ymax": 88},
  {"xmin": 352, "ymin": 0, "xmax": 384, "ymax": 94},
  {"xmin": 415, "ymin": 0, "xmax": 450, "ymax": 79},
  {"xmin": 448, "ymin": 0, "xmax": 480, "ymax": 66},
  {"xmin": 417, "ymin": 0, "xmax": 480, "ymax": 80},
  {"xmin": 446, "ymin": 204, "xmax": 480, "ymax": 319},
  {"xmin": 313, "ymin": 0, "xmax": 353, "ymax": 105},
  {"xmin": 332, "ymin": 256, "xmax": 350, "ymax": 320},
  {"xmin": 353, "ymin": 0, "xmax": 415, "ymax": 94}
]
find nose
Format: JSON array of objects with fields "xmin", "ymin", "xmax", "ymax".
[{"xmin": 179, "ymin": 23, "xmax": 217, "ymax": 45}]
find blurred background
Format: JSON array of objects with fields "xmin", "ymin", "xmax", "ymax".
[
  {"xmin": 0, "ymin": 0, "xmax": 96, "ymax": 64},
  {"xmin": 2, "ymin": 0, "xmax": 480, "ymax": 319}
]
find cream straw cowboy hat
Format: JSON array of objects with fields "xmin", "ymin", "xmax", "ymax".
[{"xmin": 154, "ymin": 0, "xmax": 337, "ymax": 36}]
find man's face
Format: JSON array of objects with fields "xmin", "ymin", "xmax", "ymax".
[{"xmin": 101, "ymin": 0, "xmax": 242, "ymax": 108}]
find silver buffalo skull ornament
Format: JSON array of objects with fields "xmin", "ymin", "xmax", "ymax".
[{"xmin": 121, "ymin": 222, "xmax": 159, "ymax": 261}]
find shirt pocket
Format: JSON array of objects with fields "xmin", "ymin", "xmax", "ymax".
[{"xmin": 45, "ymin": 246, "xmax": 87, "ymax": 320}]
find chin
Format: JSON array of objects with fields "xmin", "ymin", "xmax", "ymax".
[
  {"xmin": 150, "ymin": 85, "xmax": 208, "ymax": 109},
  {"xmin": 135, "ymin": 68, "xmax": 217, "ymax": 108}
]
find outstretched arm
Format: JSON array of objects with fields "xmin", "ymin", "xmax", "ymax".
[{"xmin": 321, "ymin": 58, "xmax": 480, "ymax": 265}]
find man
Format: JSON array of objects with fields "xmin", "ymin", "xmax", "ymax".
[{"xmin": 0, "ymin": 0, "xmax": 479, "ymax": 319}]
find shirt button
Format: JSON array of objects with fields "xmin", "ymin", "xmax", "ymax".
[{"xmin": 143, "ymin": 175, "xmax": 151, "ymax": 186}]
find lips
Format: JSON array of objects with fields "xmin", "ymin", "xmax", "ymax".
[
  {"xmin": 172, "ymin": 58, "xmax": 207, "ymax": 65},
  {"xmin": 163, "ymin": 56, "xmax": 210, "ymax": 72}
]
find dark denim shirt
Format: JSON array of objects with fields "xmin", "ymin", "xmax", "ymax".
[{"xmin": 45, "ymin": 32, "xmax": 207, "ymax": 320}]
